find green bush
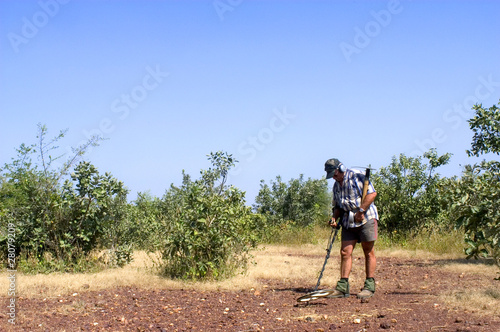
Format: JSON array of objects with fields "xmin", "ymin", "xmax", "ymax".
[
  {"xmin": 0, "ymin": 125, "xmax": 130, "ymax": 272},
  {"xmin": 119, "ymin": 191, "xmax": 165, "ymax": 251},
  {"xmin": 449, "ymin": 100, "xmax": 500, "ymax": 267},
  {"xmin": 61, "ymin": 161, "xmax": 129, "ymax": 255},
  {"xmin": 155, "ymin": 152, "xmax": 264, "ymax": 280},
  {"xmin": 450, "ymin": 161, "xmax": 500, "ymax": 265}
]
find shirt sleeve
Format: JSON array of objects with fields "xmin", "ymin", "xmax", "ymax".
[
  {"xmin": 332, "ymin": 184, "xmax": 341, "ymax": 208},
  {"xmin": 367, "ymin": 181, "xmax": 376, "ymax": 194}
]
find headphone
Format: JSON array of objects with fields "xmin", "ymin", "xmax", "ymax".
[{"xmin": 338, "ymin": 163, "xmax": 346, "ymax": 173}]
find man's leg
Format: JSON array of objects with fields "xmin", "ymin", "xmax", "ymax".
[
  {"xmin": 340, "ymin": 240, "xmax": 357, "ymax": 278},
  {"xmin": 361, "ymin": 240, "xmax": 376, "ymax": 278},
  {"xmin": 358, "ymin": 240, "xmax": 376, "ymax": 299},
  {"xmin": 326, "ymin": 240, "xmax": 357, "ymax": 298}
]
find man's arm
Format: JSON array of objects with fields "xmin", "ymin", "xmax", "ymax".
[
  {"xmin": 360, "ymin": 191, "xmax": 377, "ymax": 211},
  {"xmin": 355, "ymin": 191, "xmax": 377, "ymax": 222},
  {"xmin": 329, "ymin": 207, "xmax": 343, "ymax": 228}
]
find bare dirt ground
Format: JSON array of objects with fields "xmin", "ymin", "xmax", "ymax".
[{"xmin": 2, "ymin": 255, "xmax": 500, "ymax": 332}]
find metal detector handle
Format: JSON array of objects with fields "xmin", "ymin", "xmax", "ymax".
[
  {"xmin": 329, "ymin": 217, "xmax": 341, "ymax": 229},
  {"xmin": 361, "ymin": 167, "xmax": 371, "ymax": 203},
  {"xmin": 332, "ymin": 208, "xmax": 344, "ymax": 229}
]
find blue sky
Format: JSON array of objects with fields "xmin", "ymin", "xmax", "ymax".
[{"xmin": 1, "ymin": 0, "xmax": 499, "ymax": 204}]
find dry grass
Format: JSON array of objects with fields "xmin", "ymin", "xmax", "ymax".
[
  {"xmin": 440, "ymin": 287, "xmax": 500, "ymax": 317},
  {"xmin": 2, "ymin": 251, "xmax": 178, "ymax": 298},
  {"xmin": 245, "ymin": 244, "xmax": 340, "ymax": 287},
  {"xmin": 1, "ymin": 243, "xmax": 498, "ymax": 321},
  {"xmin": 438, "ymin": 260, "xmax": 498, "ymax": 275},
  {"xmin": 376, "ymin": 248, "xmax": 462, "ymax": 260},
  {"xmin": 437, "ymin": 259, "xmax": 500, "ymax": 317},
  {"xmin": 0, "ymin": 244, "xmax": 340, "ymax": 298}
]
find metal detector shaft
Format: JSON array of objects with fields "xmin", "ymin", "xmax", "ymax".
[
  {"xmin": 296, "ymin": 223, "xmax": 341, "ymax": 302},
  {"xmin": 313, "ymin": 226, "xmax": 339, "ymax": 291}
]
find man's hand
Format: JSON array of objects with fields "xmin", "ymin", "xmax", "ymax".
[
  {"xmin": 354, "ymin": 211, "xmax": 365, "ymax": 223},
  {"xmin": 329, "ymin": 217, "xmax": 337, "ymax": 228}
]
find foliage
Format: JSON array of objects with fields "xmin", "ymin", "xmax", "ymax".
[
  {"xmin": 61, "ymin": 161, "xmax": 130, "ymax": 264},
  {"xmin": 372, "ymin": 149, "xmax": 452, "ymax": 234},
  {"xmin": 119, "ymin": 191, "xmax": 165, "ymax": 251},
  {"xmin": 156, "ymin": 152, "xmax": 264, "ymax": 280},
  {"xmin": 449, "ymin": 161, "xmax": 500, "ymax": 266},
  {"xmin": 447, "ymin": 100, "xmax": 500, "ymax": 267},
  {"xmin": 0, "ymin": 124, "xmax": 130, "ymax": 272},
  {"xmin": 253, "ymin": 175, "xmax": 331, "ymax": 227},
  {"xmin": 466, "ymin": 100, "xmax": 500, "ymax": 157}
]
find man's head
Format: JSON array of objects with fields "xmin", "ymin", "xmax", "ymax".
[{"xmin": 325, "ymin": 158, "xmax": 345, "ymax": 180}]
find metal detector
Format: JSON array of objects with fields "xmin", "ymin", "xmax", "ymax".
[{"xmin": 296, "ymin": 224, "xmax": 340, "ymax": 302}]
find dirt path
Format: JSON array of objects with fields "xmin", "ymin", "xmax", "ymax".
[{"xmin": 3, "ymin": 257, "xmax": 499, "ymax": 331}]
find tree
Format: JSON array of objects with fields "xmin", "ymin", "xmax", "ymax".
[
  {"xmin": 120, "ymin": 191, "xmax": 165, "ymax": 251},
  {"xmin": 467, "ymin": 100, "xmax": 500, "ymax": 157},
  {"xmin": 451, "ymin": 100, "xmax": 500, "ymax": 266},
  {"xmin": 450, "ymin": 161, "xmax": 500, "ymax": 265},
  {"xmin": 253, "ymin": 175, "xmax": 331, "ymax": 228},
  {"xmin": 372, "ymin": 150, "xmax": 451, "ymax": 234}
]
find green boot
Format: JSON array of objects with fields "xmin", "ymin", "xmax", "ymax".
[
  {"xmin": 326, "ymin": 278, "xmax": 350, "ymax": 298},
  {"xmin": 357, "ymin": 278, "xmax": 375, "ymax": 299}
]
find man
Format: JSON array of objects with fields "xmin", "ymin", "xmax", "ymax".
[{"xmin": 324, "ymin": 158, "xmax": 378, "ymax": 299}]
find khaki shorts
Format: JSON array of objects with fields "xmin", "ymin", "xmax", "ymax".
[{"xmin": 341, "ymin": 218, "xmax": 378, "ymax": 243}]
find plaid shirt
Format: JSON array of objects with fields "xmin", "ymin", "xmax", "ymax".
[{"xmin": 332, "ymin": 168, "xmax": 378, "ymax": 228}]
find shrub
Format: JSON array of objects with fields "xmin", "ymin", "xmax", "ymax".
[
  {"xmin": 454, "ymin": 100, "xmax": 500, "ymax": 266},
  {"xmin": 450, "ymin": 161, "xmax": 500, "ymax": 266},
  {"xmin": 119, "ymin": 191, "xmax": 165, "ymax": 251},
  {"xmin": 0, "ymin": 125, "xmax": 130, "ymax": 272},
  {"xmin": 155, "ymin": 152, "xmax": 264, "ymax": 280}
]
